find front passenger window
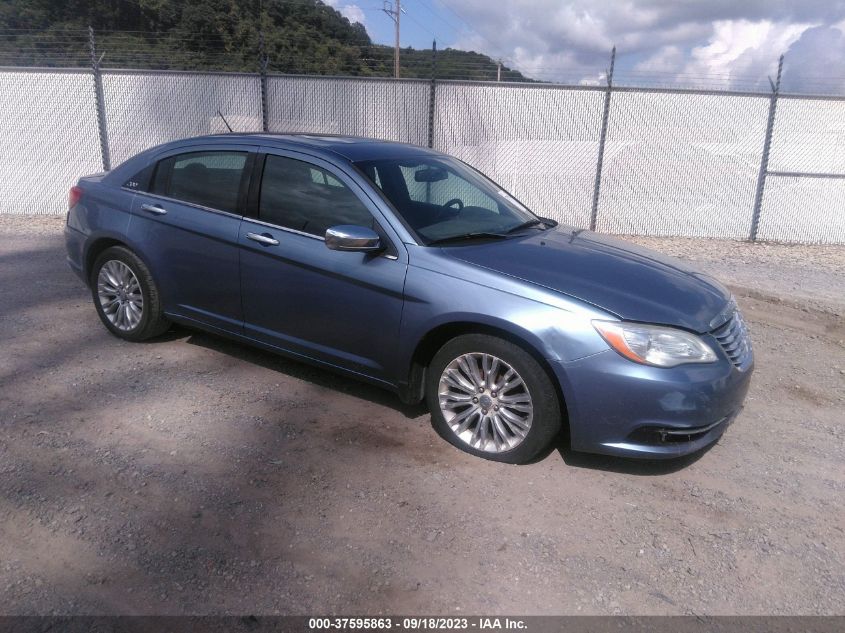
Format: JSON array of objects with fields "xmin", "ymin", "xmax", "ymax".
[{"xmin": 259, "ymin": 155, "xmax": 374, "ymax": 237}]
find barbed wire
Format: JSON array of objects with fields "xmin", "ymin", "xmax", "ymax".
[{"xmin": 2, "ymin": 30, "xmax": 844, "ymax": 95}]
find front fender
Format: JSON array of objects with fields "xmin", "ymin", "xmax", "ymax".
[{"xmin": 396, "ymin": 256, "xmax": 613, "ymax": 381}]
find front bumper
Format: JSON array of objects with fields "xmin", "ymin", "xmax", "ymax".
[{"xmin": 551, "ymin": 348, "xmax": 753, "ymax": 459}]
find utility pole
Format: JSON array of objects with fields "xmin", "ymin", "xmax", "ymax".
[
  {"xmin": 497, "ymin": 59, "xmax": 502, "ymax": 82},
  {"xmin": 381, "ymin": 0, "xmax": 405, "ymax": 78}
]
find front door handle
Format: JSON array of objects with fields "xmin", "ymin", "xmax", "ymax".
[
  {"xmin": 141, "ymin": 203, "xmax": 167, "ymax": 215},
  {"xmin": 246, "ymin": 232, "xmax": 279, "ymax": 246}
]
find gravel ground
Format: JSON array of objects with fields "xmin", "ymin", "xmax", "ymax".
[
  {"xmin": 1, "ymin": 215, "xmax": 844, "ymax": 616},
  {"xmin": 625, "ymin": 236, "xmax": 845, "ymax": 317}
]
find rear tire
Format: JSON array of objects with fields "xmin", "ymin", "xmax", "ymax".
[
  {"xmin": 426, "ymin": 334, "xmax": 561, "ymax": 464},
  {"xmin": 90, "ymin": 246, "xmax": 170, "ymax": 341}
]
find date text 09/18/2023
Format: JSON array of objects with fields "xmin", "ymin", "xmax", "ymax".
[{"xmin": 307, "ymin": 617, "xmax": 528, "ymax": 630}]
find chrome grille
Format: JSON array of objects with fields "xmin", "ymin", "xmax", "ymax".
[{"xmin": 713, "ymin": 310, "xmax": 753, "ymax": 369}]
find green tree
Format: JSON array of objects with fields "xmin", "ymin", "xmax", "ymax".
[{"xmin": 0, "ymin": 0, "xmax": 532, "ymax": 80}]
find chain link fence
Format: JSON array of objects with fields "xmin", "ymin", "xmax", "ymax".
[
  {"xmin": 0, "ymin": 69, "xmax": 103, "ymax": 215},
  {"xmin": 758, "ymin": 96, "xmax": 845, "ymax": 242},
  {"xmin": 266, "ymin": 75, "xmax": 430, "ymax": 146},
  {"xmin": 102, "ymin": 70, "xmax": 263, "ymax": 166},
  {"xmin": 433, "ymin": 82, "xmax": 603, "ymax": 229},
  {"xmin": 0, "ymin": 66, "xmax": 843, "ymax": 244},
  {"xmin": 597, "ymin": 90, "xmax": 769, "ymax": 239}
]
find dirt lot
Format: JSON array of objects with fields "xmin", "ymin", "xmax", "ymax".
[{"xmin": 1, "ymin": 215, "xmax": 843, "ymax": 616}]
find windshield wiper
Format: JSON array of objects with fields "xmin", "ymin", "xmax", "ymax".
[
  {"xmin": 427, "ymin": 232, "xmax": 510, "ymax": 246},
  {"xmin": 505, "ymin": 218, "xmax": 557, "ymax": 234}
]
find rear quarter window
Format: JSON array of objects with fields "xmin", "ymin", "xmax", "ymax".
[{"xmin": 122, "ymin": 163, "xmax": 154, "ymax": 191}]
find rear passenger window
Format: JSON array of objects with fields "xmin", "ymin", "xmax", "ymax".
[
  {"xmin": 259, "ymin": 155, "xmax": 374, "ymax": 237},
  {"xmin": 153, "ymin": 151, "xmax": 247, "ymax": 214}
]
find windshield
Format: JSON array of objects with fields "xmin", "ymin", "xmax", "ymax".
[{"xmin": 355, "ymin": 156, "xmax": 540, "ymax": 244}]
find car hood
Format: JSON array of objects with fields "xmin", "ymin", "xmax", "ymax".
[{"xmin": 442, "ymin": 228, "xmax": 731, "ymax": 333}]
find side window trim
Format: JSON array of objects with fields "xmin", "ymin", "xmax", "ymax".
[
  {"xmin": 236, "ymin": 152, "xmax": 256, "ymax": 216},
  {"xmin": 151, "ymin": 156, "xmax": 174, "ymax": 197},
  {"xmin": 247, "ymin": 215, "xmax": 327, "ymax": 241},
  {"xmin": 245, "ymin": 152, "xmax": 265, "ymax": 220},
  {"xmin": 132, "ymin": 190, "xmax": 243, "ymax": 220}
]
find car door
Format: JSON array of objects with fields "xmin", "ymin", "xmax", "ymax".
[
  {"xmin": 239, "ymin": 149, "xmax": 408, "ymax": 384},
  {"xmin": 128, "ymin": 145, "xmax": 256, "ymax": 332}
]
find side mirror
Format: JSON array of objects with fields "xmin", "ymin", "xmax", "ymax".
[{"xmin": 325, "ymin": 225, "xmax": 384, "ymax": 253}]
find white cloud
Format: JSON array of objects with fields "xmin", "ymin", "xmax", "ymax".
[
  {"xmin": 634, "ymin": 20, "xmax": 811, "ymax": 90},
  {"xmin": 340, "ymin": 4, "xmax": 366, "ymax": 26},
  {"xmin": 440, "ymin": 0, "xmax": 845, "ymax": 90},
  {"xmin": 684, "ymin": 20, "xmax": 809, "ymax": 87},
  {"xmin": 781, "ymin": 24, "xmax": 845, "ymax": 93},
  {"xmin": 324, "ymin": 1, "xmax": 366, "ymax": 26},
  {"xmin": 634, "ymin": 45, "xmax": 685, "ymax": 74}
]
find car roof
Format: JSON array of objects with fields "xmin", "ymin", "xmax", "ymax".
[{"xmin": 178, "ymin": 133, "xmax": 442, "ymax": 162}]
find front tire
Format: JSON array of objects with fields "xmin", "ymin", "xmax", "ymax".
[
  {"xmin": 90, "ymin": 246, "xmax": 170, "ymax": 341},
  {"xmin": 426, "ymin": 334, "xmax": 562, "ymax": 464}
]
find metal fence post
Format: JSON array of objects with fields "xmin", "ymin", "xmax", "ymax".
[
  {"xmin": 749, "ymin": 54, "xmax": 784, "ymax": 241},
  {"xmin": 89, "ymin": 25, "xmax": 110, "ymax": 171},
  {"xmin": 428, "ymin": 39, "xmax": 437, "ymax": 149},
  {"xmin": 259, "ymin": 29, "xmax": 269, "ymax": 132},
  {"xmin": 589, "ymin": 46, "xmax": 615, "ymax": 231}
]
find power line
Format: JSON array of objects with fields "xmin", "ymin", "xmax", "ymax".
[
  {"xmin": 401, "ymin": 5, "xmax": 440, "ymax": 41},
  {"xmin": 415, "ymin": 0, "xmax": 463, "ymax": 37},
  {"xmin": 5, "ymin": 28, "xmax": 844, "ymax": 94}
]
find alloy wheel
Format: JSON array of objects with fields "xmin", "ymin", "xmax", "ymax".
[
  {"xmin": 97, "ymin": 260, "xmax": 143, "ymax": 331},
  {"xmin": 437, "ymin": 352, "xmax": 533, "ymax": 453}
]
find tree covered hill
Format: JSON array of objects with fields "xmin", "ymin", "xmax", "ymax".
[{"xmin": 0, "ymin": 0, "xmax": 532, "ymax": 81}]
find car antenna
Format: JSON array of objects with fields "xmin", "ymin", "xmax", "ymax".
[{"xmin": 217, "ymin": 109, "xmax": 233, "ymax": 133}]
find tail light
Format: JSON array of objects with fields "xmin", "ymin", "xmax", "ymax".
[{"xmin": 68, "ymin": 185, "xmax": 83, "ymax": 209}]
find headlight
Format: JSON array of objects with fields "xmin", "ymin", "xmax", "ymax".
[{"xmin": 592, "ymin": 320, "xmax": 717, "ymax": 367}]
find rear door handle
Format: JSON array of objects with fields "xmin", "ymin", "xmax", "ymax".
[
  {"xmin": 246, "ymin": 232, "xmax": 279, "ymax": 246},
  {"xmin": 141, "ymin": 203, "xmax": 167, "ymax": 215}
]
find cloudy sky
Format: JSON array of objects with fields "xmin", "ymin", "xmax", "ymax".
[{"xmin": 327, "ymin": 0, "xmax": 845, "ymax": 93}]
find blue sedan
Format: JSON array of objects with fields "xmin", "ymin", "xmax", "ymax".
[{"xmin": 65, "ymin": 134, "xmax": 753, "ymax": 463}]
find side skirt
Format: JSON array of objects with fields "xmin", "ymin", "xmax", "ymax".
[{"xmin": 165, "ymin": 312, "xmax": 400, "ymax": 393}]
